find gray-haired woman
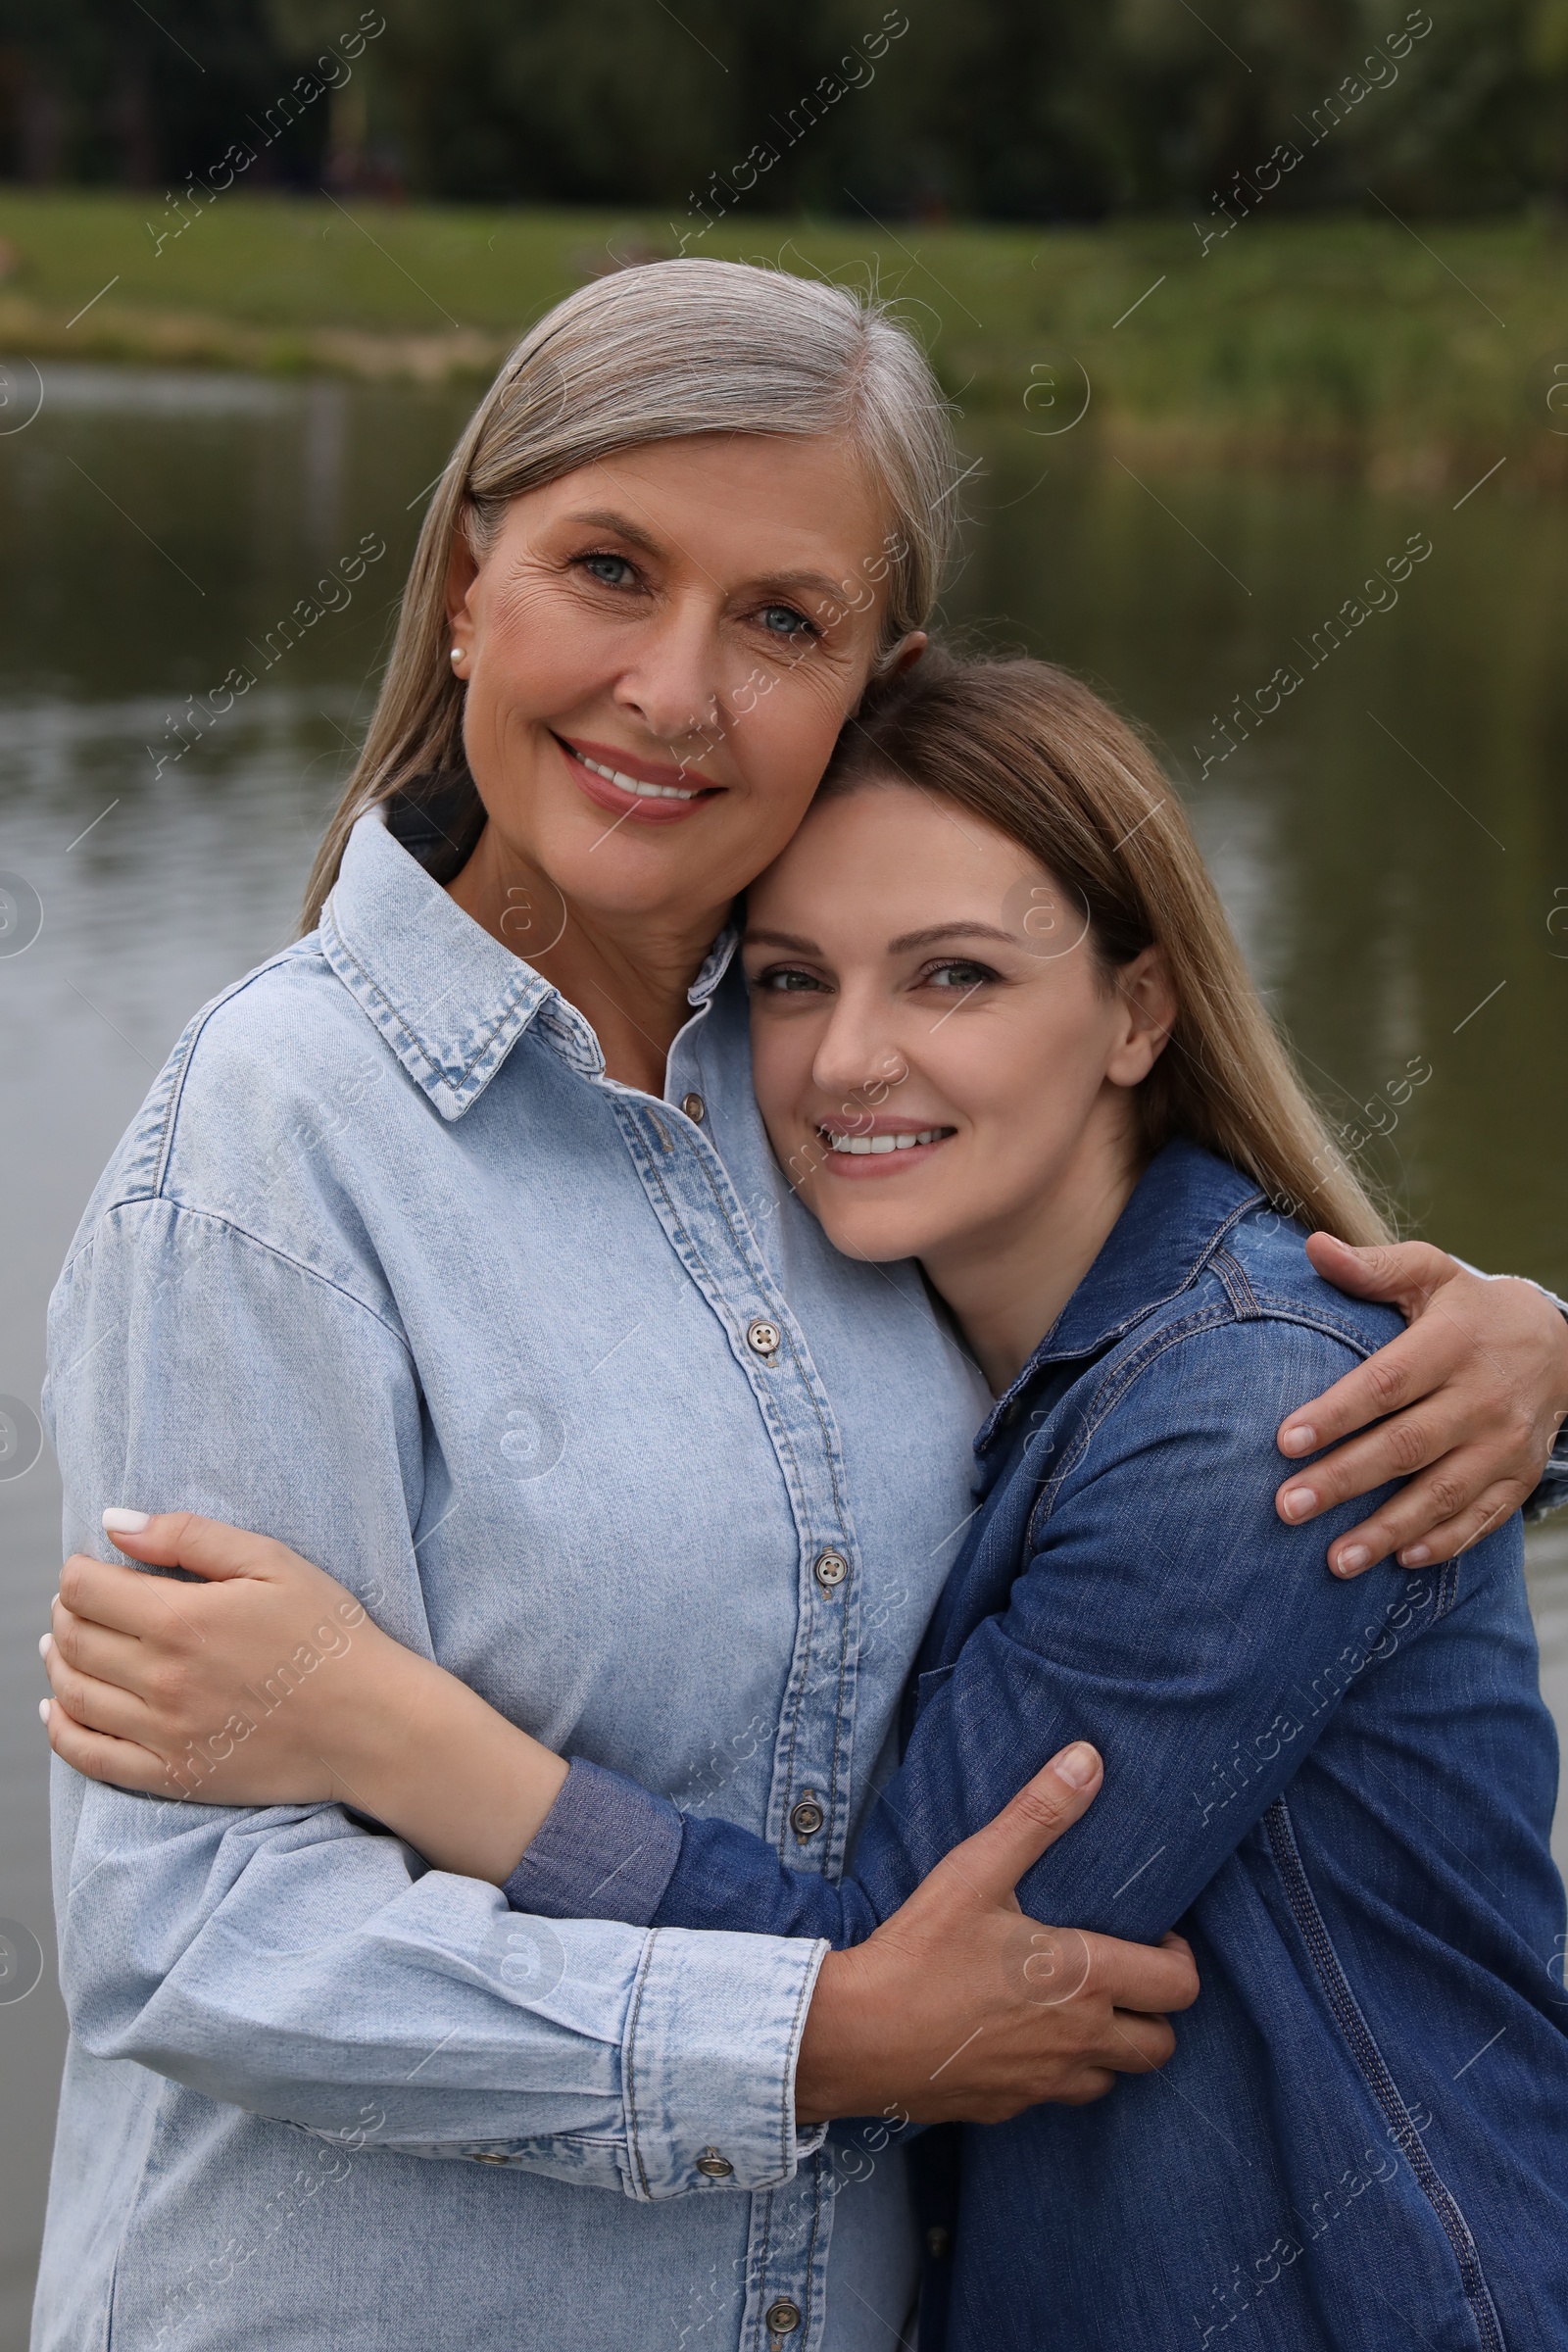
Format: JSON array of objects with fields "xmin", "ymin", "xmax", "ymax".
[{"xmin": 36, "ymin": 261, "xmax": 1568, "ymax": 2352}]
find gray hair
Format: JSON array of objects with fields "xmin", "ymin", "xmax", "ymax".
[{"xmin": 302, "ymin": 258, "xmax": 958, "ymax": 929}]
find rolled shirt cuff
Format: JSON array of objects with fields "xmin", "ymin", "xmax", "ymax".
[
  {"xmin": 503, "ymin": 1761, "xmax": 828, "ymax": 2198},
  {"xmin": 504, "ymin": 1756, "xmax": 684, "ymax": 1927}
]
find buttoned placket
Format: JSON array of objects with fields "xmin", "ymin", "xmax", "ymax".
[{"xmin": 535, "ymin": 969, "xmax": 852, "ymax": 2352}]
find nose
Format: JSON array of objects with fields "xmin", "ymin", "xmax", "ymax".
[
  {"xmin": 810, "ymin": 985, "xmax": 909, "ymax": 1123},
  {"xmin": 611, "ymin": 595, "xmax": 725, "ymax": 761}
]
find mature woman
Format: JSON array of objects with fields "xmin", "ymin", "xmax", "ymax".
[{"xmin": 35, "ymin": 263, "xmax": 1568, "ymax": 2352}]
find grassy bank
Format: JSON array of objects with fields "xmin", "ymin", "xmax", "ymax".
[{"xmin": 1, "ymin": 191, "xmax": 1564, "ymax": 484}]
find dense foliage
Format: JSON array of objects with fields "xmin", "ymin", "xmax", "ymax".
[{"xmin": 1, "ymin": 0, "xmax": 1566, "ymax": 217}]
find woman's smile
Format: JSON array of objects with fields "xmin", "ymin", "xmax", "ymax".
[
  {"xmin": 551, "ymin": 730, "xmax": 721, "ymax": 823},
  {"xmin": 815, "ymin": 1117, "xmax": 957, "ymax": 1176}
]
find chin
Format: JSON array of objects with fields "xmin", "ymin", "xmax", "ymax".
[{"xmin": 808, "ymin": 1200, "xmax": 928, "ymax": 1268}]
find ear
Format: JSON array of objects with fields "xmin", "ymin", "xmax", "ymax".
[
  {"xmin": 882, "ymin": 629, "xmax": 928, "ymax": 677},
  {"xmin": 1106, "ymin": 947, "xmax": 1176, "ymax": 1088},
  {"xmin": 444, "ymin": 517, "xmax": 481, "ymax": 654}
]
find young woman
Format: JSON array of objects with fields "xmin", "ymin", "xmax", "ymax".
[{"xmin": 46, "ymin": 655, "xmax": 1568, "ymax": 2352}]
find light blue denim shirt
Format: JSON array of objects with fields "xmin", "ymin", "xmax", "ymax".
[{"xmin": 35, "ymin": 808, "xmax": 989, "ymax": 2352}]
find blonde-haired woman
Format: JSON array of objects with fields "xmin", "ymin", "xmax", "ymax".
[{"xmin": 36, "ymin": 265, "xmax": 1568, "ymax": 2352}]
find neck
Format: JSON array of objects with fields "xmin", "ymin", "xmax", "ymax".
[
  {"xmin": 922, "ymin": 1101, "xmax": 1144, "ymax": 1396},
  {"xmin": 448, "ymin": 825, "xmax": 727, "ymax": 1094}
]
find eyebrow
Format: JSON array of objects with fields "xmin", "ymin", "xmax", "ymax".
[
  {"xmin": 745, "ymin": 921, "xmax": 1019, "ymax": 956},
  {"xmin": 745, "ymin": 928, "xmax": 823, "ymax": 954},
  {"xmin": 562, "ymin": 509, "xmax": 664, "ymax": 559},
  {"xmin": 886, "ymin": 922, "xmax": 1019, "ymax": 954}
]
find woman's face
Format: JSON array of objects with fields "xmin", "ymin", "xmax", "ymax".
[
  {"xmin": 447, "ymin": 432, "xmax": 903, "ymax": 924},
  {"xmin": 742, "ymin": 781, "xmax": 1171, "ymax": 1281}
]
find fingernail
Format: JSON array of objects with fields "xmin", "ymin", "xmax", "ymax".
[
  {"xmin": 1280, "ymin": 1423, "xmax": 1316, "ymax": 1456},
  {"xmin": 37, "ymin": 1633, "xmax": 49, "ymax": 1659},
  {"xmin": 1399, "ymin": 1544, "xmax": 1431, "ymax": 1567},
  {"xmin": 1280, "ymin": 1486, "xmax": 1317, "ymax": 1522},
  {"xmin": 102, "ymin": 1507, "xmax": 151, "ymax": 1534},
  {"xmin": 1054, "ymin": 1741, "xmax": 1100, "ymax": 1789},
  {"xmin": 37, "ymin": 1698, "xmax": 49, "ymax": 1724},
  {"xmin": 1334, "ymin": 1544, "xmax": 1370, "ymax": 1577}
]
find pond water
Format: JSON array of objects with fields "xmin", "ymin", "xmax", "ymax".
[{"xmin": 0, "ymin": 367, "xmax": 1564, "ymax": 2345}]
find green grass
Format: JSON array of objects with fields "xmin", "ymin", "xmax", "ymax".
[{"xmin": 2, "ymin": 191, "xmax": 1564, "ymax": 478}]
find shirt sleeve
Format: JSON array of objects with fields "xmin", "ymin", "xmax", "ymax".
[
  {"xmin": 45, "ymin": 1196, "xmax": 824, "ymax": 2201},
  {"xmin": 512, "ymin": 1316, "xmax": 1473, "ymax": 1951}
]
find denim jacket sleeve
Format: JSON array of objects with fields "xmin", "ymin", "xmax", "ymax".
[
  {"xmin": 516, "ymin": 1314, "xmax": 1478, "ymax": 1950},
  {"xmin": 45, "ymin": 1197, "xmax": 824, "ymax": 2200}
]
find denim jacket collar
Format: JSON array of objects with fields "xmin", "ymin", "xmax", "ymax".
[
  {"xmin": 319, "ymin": 810, "xmax": 737, "ymax": 1122},
  {"xmin": 974, "ymin": 1139, "xmax": 1263, "ymax": 1455}
]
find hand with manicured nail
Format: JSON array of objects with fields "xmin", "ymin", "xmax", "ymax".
[{"xmin": 40, "ymin": 1508, "xmax": 568, "ymax": 1882}]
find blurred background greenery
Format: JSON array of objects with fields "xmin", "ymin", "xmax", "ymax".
[
  {"xmin": 3, "ymin": 0, "xmax": 1568, "ymax": 216},
  {"xmin": 0, "ymin": 1, "xmax": 1565, "ymax": 469}
]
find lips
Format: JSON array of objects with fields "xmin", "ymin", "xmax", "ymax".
[{"xmin": 555, "ymin": 733, "xmax": 720, "ymax": 826}]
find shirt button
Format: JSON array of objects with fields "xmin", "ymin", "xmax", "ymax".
[
  {"xmin": 926, "ymin": 2226, "xmax": 952, "ymax": 2257},
  {"xmin": 747, "ymin": 1318, "xmax": 781, "ymax": 1358},
  {"xmin": 695, "ymin": 2147, "xmax": 734, "ymax": 2179},
  {"xmin": 682, "ymin": 1092, "xmax": 706, "ymax": 1123},
  {"xmin": 813, "ymin": 1548, "xmax": 850, "ymax": 1591},
  {"xmin": 789, "ymin": 1791, "xmax": 824, "ymax": 1840},
  {"xmin": 765, "ymin": 2300, "xmax": 803, "ymax": 2336}
]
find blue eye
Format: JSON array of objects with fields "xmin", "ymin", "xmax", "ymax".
[
  {"xmin": 758, "ymin": 605, "xmax": 816, "ymax": 639},
  {"xmin": 579, "ymin": 553, "xmax": 636, "ymax": 588}
]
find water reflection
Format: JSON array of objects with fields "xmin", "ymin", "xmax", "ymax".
[{"xmin": 0, "ymin": 367, "xmax": 1563, "ymax": 2347}]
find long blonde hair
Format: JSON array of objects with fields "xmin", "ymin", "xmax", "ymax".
[
  {"xmin": 301, "ymin": 260, "xmax": 958, "ymax": 931},
  {"xmin": 826, "ymin": 654, "xmax": 1389, "ymax": 1247}
]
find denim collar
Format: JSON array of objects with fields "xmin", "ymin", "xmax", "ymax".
[
  {"xmin": 974, "ymin": 1139, "xmax": 1264, "ymax": 1455},
  {"xmin": 319, "ymin": 809, "xmax": 737, "ymax": 1121}
]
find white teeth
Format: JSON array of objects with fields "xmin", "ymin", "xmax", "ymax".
[
  {"xmin": 824, "ymin": 1129, "xmax": 947, "ymax": 1155},
  {"xmin": 576, "ymin": 751, "xmax": 700, "ymax": 801}
]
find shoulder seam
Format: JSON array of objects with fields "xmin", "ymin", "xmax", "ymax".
[
  {"xmin": 63, "ymin": 1197, "xmax": 414, "ymax": 1359},
  {"xmin": 148, "ymin": 943, "xmax": 325, "ymax": 1200},
  {"xmin": 1022, "ymin": 1290, "xmax": 1374, "ymax": 1551}
]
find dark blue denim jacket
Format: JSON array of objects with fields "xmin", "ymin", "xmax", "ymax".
[{"xmin": 514, "ymin": 1142, "xmax": 1568, "ymax": 2351}]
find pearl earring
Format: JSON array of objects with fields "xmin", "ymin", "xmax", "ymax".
[{"xmin": 450, "ymin": 647, "xmax": 464, "ymax": 667}]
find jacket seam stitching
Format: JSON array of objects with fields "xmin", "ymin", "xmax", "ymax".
[
  {"xmin": 1023, "ymin": 1299, "xmax": 1237, "ymax": 1544},
  {"xmin": 1022, "ymin": 1296, "xmax": 1376, "ymax": 1548},
  {"xmin": 1212, "ymin": 1245, "xmax": 1262, "ymax": 1317},
  {"xmin": 1263, "ymin": 1795, "xmax": 1505, "ymax": 2352},
  {"xmin": 986, "ymin": 1185, "xmax": 1264, "ymax": 1427}
]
